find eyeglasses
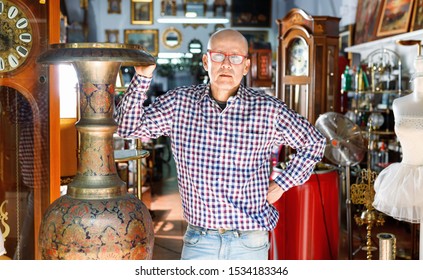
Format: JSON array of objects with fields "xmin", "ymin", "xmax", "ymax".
[{"xmin": 207, "ymin": 50, "xmax": 248, "ymax": 65}]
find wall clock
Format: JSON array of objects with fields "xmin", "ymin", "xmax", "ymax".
[
  {"xmin": 276, "ymin": 8, "xmax": 340, "ymax": 125},
  {"xmin": 0, "ymin": 0, "xmax": 34, "ymax": 75}
]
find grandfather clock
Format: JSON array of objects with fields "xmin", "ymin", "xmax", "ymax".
[
  {"xmin": 276, "ymin": 8, "xmax": 340, "ymax": 124},
  {"xmin": 0, "ymin": 0, "xmax": 60, "ymax": 259}
]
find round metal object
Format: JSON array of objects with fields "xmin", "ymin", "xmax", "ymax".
[{"xmin": 315, "ymin": 112, "xmax": 366, "ymax": 167}]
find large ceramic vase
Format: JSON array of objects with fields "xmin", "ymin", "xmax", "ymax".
[{"xmin": 37, "ymin": 43, "xmax": 155, "ymax": 260}]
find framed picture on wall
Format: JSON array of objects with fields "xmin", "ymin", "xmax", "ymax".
[
  {"xmin": 131, "ymin": 0, "xmax": 153, "ymax": 24},
  {"xmin": 108, "ymin": 0, "xmax": 121, "ymax": 14},
  {"xmin": 353, "ymin": 0, "xmax": 383, "ymax": 45},
  {"xmin": 376, "ymin": 0, "xmax": 414, "ymax": 37},
  {"xmin": 231, "ymin": 0, "xmax": 271, "ymax": 27},
  {"xmin": 213, "ymin": 0, "xmax": 227, "ymax": 17},
  {"xmin": 105, "ymin": 29, "xmax": 119, "ymax": 43},
  {"xmin": 184, "ymin": 0, "xmax": 207, "ymax": 17},
  {"xmin": 411, "ymin": 0, "xmax": 423, "ymax": 31},
  {"xmin": 124, "ymin": 29, "xmax": 159, "ymax": 56},
  {"xmin": 161, "ymin": 0, "xmax": 177, "ymax": 16},
  {"xmin": 239, "ymin": 30, "xmax": 269, "ymax": 46},
  {"xmin": 339, "ymin": 25, "xmax": 354, "ymax": 61}
]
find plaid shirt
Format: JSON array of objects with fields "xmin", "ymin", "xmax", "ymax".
[{"xmin": 115, "ymin": 74, "xmax": 326, "ymax": 231}]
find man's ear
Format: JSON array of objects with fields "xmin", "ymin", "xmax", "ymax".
[
  {"xmin": 243, "ymin": 58, "xmax": 251, "ymax": 76},
  {"xmin": 202, "ymin": 53, "xmax": 209, "ymax": 71}
]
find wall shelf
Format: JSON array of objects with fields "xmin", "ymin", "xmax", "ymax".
[
  {"xmin": 345, "ymin": 30, "xmax": 423, "ymax": 73},
  {"xmin": 345, "ymin": 29, "xmax": 423, "ymax": 54}
]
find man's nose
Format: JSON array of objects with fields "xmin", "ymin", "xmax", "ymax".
[{"xmin": 221, "ymin": 56, "xmax": 232, "ymax": 67}]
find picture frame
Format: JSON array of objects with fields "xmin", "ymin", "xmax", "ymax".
[
  {"xmin": 105, "ymin": 29, "xmax": 119, "ymax": 43},
  {"xmin": 376, "ymin": 0, "xmax": 414, "ymax": 37},
  {"xmin": 184, "ymin": 0, "xmax": 207, "ymax": 17},
  {"xmin": 124, "ymin": 29, "xmax": 159, "ymax": 56},
  {"xmin": 411, "ymin": 0, "xmax": 423, "ymax": 31},
  {"xmin": 231, "ymin": 0, "xmax": 271, "ymax": 28},
  {"xmin": 353, "ymin": 0, "xmax": 383, "ymax": 45},
  {"xmin": 131, "ymin": 0, "xmax": 153, "ymax": 25},
  {"xmin": 213, "ymin": 0, "xmax": 227, "ymax": 17},
  {"xmin": 339, "ymin": 25, "xmax": 353, "ymax": 61},
  {"xmin": 108, "ymin": 0, "xmax": 121, "ymax": 14},
  {"xmin": 161, "ymin": 0, "xmax": 177, "ymax": 16},
  {"xmin": 239, "ymin": 30, "xmax": 269, "ymax": 46}
]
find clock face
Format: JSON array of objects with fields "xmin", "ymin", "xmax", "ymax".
[
  {"xmin": 287, "ymin": 37, "xmax": 308, "ymax": 76},
  {"xmin": 0, "ymin": 0, "xmax": 33, "ymax": 74}
]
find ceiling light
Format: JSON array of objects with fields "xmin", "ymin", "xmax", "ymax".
[
  {"xmin": 158, "ymin": 53, "xmax": 194, "ymax": 59},
  {"xmin": 157, "ymin": 17, "xmax": 229, "ymax": 24}
]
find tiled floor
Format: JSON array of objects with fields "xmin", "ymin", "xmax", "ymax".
[
  {"xmin": 149, "ymin": 158, "xmax": 187, "ymax": 260},
  {"xmin": 148, "ymin": 158, "xmax": 419, "ymax": 260}
]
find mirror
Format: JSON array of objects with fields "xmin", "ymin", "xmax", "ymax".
[
  {"xmin": 188, "ymin": 39, "xmax": 202, "ymax": 54},
  {"xmin": 162, "ymin": 27, "xmax": 182, "ymax": 49}
]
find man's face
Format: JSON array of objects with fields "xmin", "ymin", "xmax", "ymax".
[{"xmin": 202, "ymin": 36, "xmax": 250, "ymax": 94}]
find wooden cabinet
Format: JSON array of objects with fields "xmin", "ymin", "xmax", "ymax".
[{"xmin": 0, "ymin": 0, "xmax": 60, "ymax": 259}]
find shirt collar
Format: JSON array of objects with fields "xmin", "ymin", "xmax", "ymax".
[{"xmin": 198, "ymin": 83, "xmax": 247, "ymax": 103}]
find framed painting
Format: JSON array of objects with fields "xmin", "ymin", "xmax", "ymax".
[
  {"xmin": 184, "ymin": 0, "xmax": 207, "ymax": 17},
  {"xmin": 339, "ymin": 25, "xmax": 354, "ymax": 61},
  {"xmin": 108, "ymin": 0, "xmax": 121, "ymax": 14},
  {"xmin": 411, "ymin": 0, "xmax": 423, "ymax": 31},
  {"xmin": 239, "ymin": 30, "xmax": 269, "ymax": 46},
  {"xmin": 105, "ymin": 29, "xmax": 119, "ymax": 43},
  {"xmin": 376, "ymin": 0, "xmax": 414, "ymax": 37},
  {"xmin": 161, "ymin": 0, "xmax": 177, "ymax": 16},
  {"xmin": 231, "ymin": 0, "xmax": 271, "ymax": 27},
  {"xmin": 131, "ymin": 0, "xmax": 153, "ymax": 25},
  {"xmin": 124, "ymin": 29, "xmax": 159, "ymax": 56},
  {"xmin": 353, "ymin": 0, "xmax": 383, "ymax": 45},
  {"xmin": 213, "ymin": 0, "xmax": 227, "ymax": 17}
]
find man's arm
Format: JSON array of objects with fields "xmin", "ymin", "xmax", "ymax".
[
  {"xmin": 114, "ymin": 64, "xmax": 156, "ymax": 138},
  {"xmin": 134, "ymin": 64, "xmax": 156, "ymax": 78},
  {"xmin": 267, "ymin": 181, "xmax": 284, "ymax": 204},
  {"xmin": 272, "ymin": 105, "xmax": 326, "ymax": 193}
]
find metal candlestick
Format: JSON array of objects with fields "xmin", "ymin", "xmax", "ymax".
[{"xmin": 350, "ymin": 124, "xmax": 385, "ymax": 260}]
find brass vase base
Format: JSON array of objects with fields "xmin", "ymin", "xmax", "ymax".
[{"xmin": 39, "ymin": 194, "xmax": 153, "ymax": 260}]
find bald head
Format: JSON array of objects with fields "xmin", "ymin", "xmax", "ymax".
[{"xmin": 207, "ymin": 29, "xmax": 249, "ymax": 54}]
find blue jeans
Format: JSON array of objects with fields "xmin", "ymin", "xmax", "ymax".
[{"xmin": 181, "ymin": 224, "xmax": 269, "ymax": 260}]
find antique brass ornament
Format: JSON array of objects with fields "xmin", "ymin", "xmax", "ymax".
[
  {"xmin": 0, "ymin": 200, "xmax": 10, "ymax": 242},
  {"xmin": 0, "ymin": 200, "xmax": 11, "ymax": 260},
  {"xmin": 37, "ymin": 43, "xmax": 155, "ymax": 260},
  {"xmin": 351, "ymin": 124, "xmax": 385, "ymax": 260}
]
